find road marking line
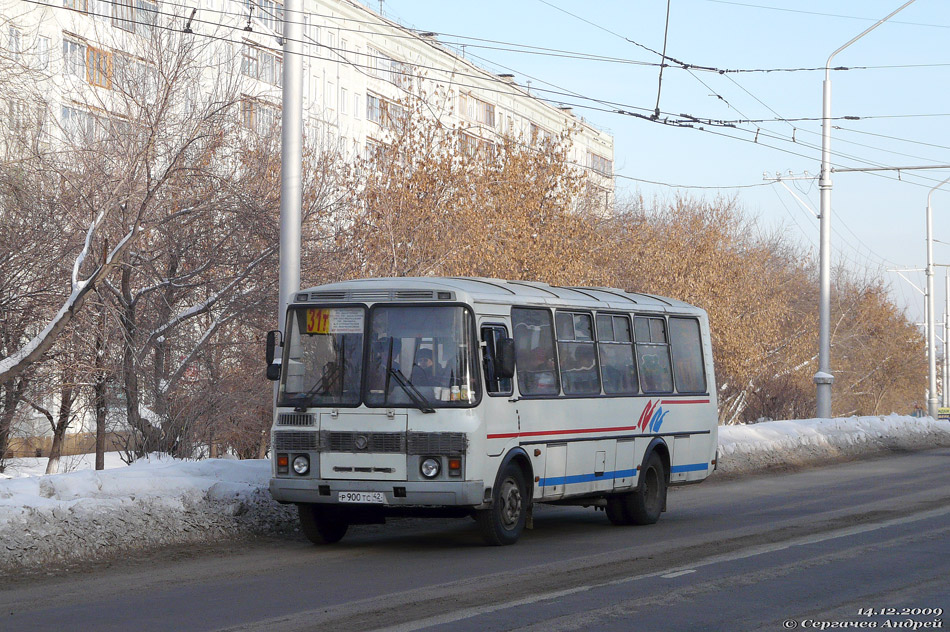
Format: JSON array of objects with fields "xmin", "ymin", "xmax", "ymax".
[
  {"xmin": 370, "ymin": 504, "xmax": 950, "ymax": 632},
  {"xmin": 661, "ymin": 569, "xmax": 696, "ymax": 578}
]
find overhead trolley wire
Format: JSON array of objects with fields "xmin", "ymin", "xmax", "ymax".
[{"xmin": 16, "ymin": 0, "xmax": 950, "ymax": 193}]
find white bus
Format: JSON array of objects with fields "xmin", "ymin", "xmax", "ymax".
[{"xmin": 266, "ymin": 277, "xmax": 718, "ymax": 545}]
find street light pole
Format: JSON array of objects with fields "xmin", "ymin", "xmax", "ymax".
[
  {"xmin": 926, "ymin": 173, "xmax": 950, "ymax": 418},
  {"xmin": 816, "ymin": 0, "xmax": 917, "ymax": 419}
]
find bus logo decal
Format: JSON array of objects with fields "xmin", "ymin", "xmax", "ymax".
[{"xmin": 637, "ymin": 400, "xmax": 670, "ymax": 433}]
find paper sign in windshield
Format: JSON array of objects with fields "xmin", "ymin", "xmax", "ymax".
[{"xmin": 306, "ymin": 308, "xmax": 364, "ymax": 334}]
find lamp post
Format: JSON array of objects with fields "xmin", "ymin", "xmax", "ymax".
[
  {"xmin": 926, "ymin": 174, "xmax": 950, "ymax": 418},
  {"xmin": 816, "ymin": 0, "xmax": 917, "ymax": 418}
]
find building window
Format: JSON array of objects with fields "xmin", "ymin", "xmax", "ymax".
[
  {"xmin": 241, "ymin": 97, "xmax": 279, "ymax": 135},
  {"xmin": 477, "ymin": 100, "xmax": 494, "ymax": 127},
  {"xmin": 353, "ymin": 93, "xmax": 361, "ymax": 119},
  {"xmin": 366, "ymin": 93, "xmax": 380, "ymax": 124},
  {"xmin": 35, "ymin": 36, "xmax": 50, "ymax": 70},
  {"xmin": 62, "ymin": 39, "xmax": 86, "ymax": 79},
  {"xmin": 8, "ymin": 27, "xmax": 21, "ymax": 63},
  {"xmin": 310, "ymin": 25, "xmax": 320, "ymax": 56},
  {"xmin": 135, "ymin": 0, "xmax": 158, "ymax": 36},
  {"xmin": 62, "ymin": 106, "xmax": 94, "ymax": 142},
  {"xmin": 340, "ymin": 87, "xmax": 348, "ymax": 115},
  {"xmin": 459, "ymin": 94, "xmax": 494, "ymax": 127},
  {"xmin": 459, "ymin": 131, "xmax": 477, "ymax": 156},
  {"xmin": 63, "ymin": 0, "xmax": 88, "ymax": 12},
  {"xmin": 86, "ymin": 46, "xmax": 112, "ymax": 88},
  {"xmin": 241, "ymin": 44, "xmax": 281, "ymax": 87},
  {"xmin": 244, "ymin": 0, "xmax": 283, "ymax": 36},
  {"xmin": 113, "ymin": 0, "xmax": 135, "ymax": 32},
  {"xmin": 588, "ymin": 151, "xmax": 612, "ymax": 177},
  {"xmin": 88, "ymin": 0, "xmax": 110, "ymax": 21}
]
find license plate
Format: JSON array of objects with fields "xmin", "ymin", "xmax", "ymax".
[{"xmin": 338, "ymin": 491, "xmax": 386, "ymax": 504}]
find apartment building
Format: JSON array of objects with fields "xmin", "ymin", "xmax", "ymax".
[{"xmin": 0, "ymin": 0, "xmax": 614, "ymax": 193}]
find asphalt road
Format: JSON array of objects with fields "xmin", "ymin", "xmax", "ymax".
[{"xmin": 3, "ymin": 449, "xmax": 948, "ymax": 632}]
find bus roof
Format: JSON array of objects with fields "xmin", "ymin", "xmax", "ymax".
[{"xmin": 293, "ymin": 277, "xmax": 703, "ymax": 314}]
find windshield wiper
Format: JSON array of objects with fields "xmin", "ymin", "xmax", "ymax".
[
  {"xmin": 379, "ymin": 337, "xmax": 434, "ymax": 413},
  {"xmin": 388, "ymin": 367, "xmax": 436, "ymax": 414},
  {"xmin": 292, "ymin": 363, "xmax": 342, "ymax": 412}
]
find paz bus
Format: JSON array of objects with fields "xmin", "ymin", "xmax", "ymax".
[{"xmin": 266, "ymin": 277, "xmax": 718, "ymax": 545}]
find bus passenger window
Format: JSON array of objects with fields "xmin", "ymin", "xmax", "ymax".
[
  {"xmin": 512, "ymin": 308, "xmax": 559, "ymax": 396},
  {"xmin": 669, "ymin": 317, "xmax": 706, "ymax": 393},
  {"xmin": 634, "ymin": 316, "xmax": 673, "ymax": 393},
  {"xmin": 481, "ymin": 325, "xmax": 513, "ymax": 396},
  {"xmin": 596, "ymin": 314, "xmax": 638, "ymax": 395},
  {"xmin": 556, "ymin": 312, "xmax": 600, "ymax": 395}
]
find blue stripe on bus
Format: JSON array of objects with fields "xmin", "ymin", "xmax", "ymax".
[
  {"xmin": 538, "ymin": 469, "xmax": 636, "ymax": 487},
  {"xmin": 671, "ymin": 463, "xmax": 710, "ymax": 473},
  {"xmin": 538, "ymin": 462, "xmax": 708, "ymax": 486}
]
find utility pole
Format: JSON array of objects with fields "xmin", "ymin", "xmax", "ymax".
[
  {"xmin": 926, "ymin": 174, "xmax": 950, "ymax": 418},
  {"xmin": 944, "ymin": 271, "xmax": 949, "ymax": 408},
  {"xmin": 278, "ymin": 0, "xmax": 303, "ymax": 341},
  {"xmin": 816, "ymin": 0, "xmax": 916, "ymax": 419}
]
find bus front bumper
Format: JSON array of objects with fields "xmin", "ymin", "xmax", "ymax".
[{"xmin": 269, "ymin": 477, "xmax": 487, "ymax": 507}]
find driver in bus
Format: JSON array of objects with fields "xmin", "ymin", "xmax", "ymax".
[{"xmin": 410, "ymin": 348, "xmax": 438, "ymax": 386}]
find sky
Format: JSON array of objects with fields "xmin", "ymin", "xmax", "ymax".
[{"xmin": 372, "ymin": 0, "xmax": 950, "ymax": 328}]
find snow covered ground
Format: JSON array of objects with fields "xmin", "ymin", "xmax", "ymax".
[{"xmin": 1, "ymin": 414, "xmax": 949, "ymax": 575}]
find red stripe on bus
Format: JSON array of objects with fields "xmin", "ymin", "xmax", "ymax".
[
  {"xmin": 487, "ymin": 425, "xmax": 641, "ymax": 440},
  {"xmin": 661, "ymin": 399, "xmax": 710, "ymax": 405}
]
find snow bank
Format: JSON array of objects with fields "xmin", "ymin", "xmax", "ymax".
[
  {"xmin": 0, "ymin": 456, "xmax": 296, "ymax": 575},
  {"xmin": 1, "ymin": 415, "xmax": 949, "ymax": 575},
  {"xmin": 717, "ymin": 414, "xmax": 950, "ymax": 476}
]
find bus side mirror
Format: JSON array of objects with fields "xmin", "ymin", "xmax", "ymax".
[
  {"xmin": 496, "ymin": 338, "xmax": 515, "ymax": 379},
  {"xmin": 265, "ymin": 330, "xmax": 282, "ymax": 381}
]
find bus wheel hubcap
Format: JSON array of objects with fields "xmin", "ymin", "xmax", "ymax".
[{"xmin": 499, "ymin": 478, "xmax": 522, "ymax": 528}]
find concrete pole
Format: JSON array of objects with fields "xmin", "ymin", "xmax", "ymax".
[
  {"xmin": 944, "ymin": 272, "xmax": 949, "ymax": 408},
  {"xmin": 815, "ymin": 0, "xmax": 917, "ymax": 419},
  {"xmin": 926, "ymin": 174, "xmax": 950, "ymax": 418},
  {"xmin": 816, "ymin": 71, "xmax": 833, "ymax": 418},
  {"xmin": 926, "ymin": 200, "xmax": 936, "ymax": 418},
  {"xmin": 278, "ymin": 0, "xmax": 303, "ymax": 336}
]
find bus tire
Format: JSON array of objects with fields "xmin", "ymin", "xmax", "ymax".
[
  {"xmin": 626, "ymin": 452, "xmax": 667, "ymax": 525},
  {"xmin": 298, "ymin": 503, "xmax": 349, "ymax": 544},
  {"xmin": 476, "ymin": 464, "xmax": 527, "ymax": 545}
]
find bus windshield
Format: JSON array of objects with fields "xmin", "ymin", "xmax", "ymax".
[
  {"xmin": 279, "ymin": 306, "xmax": 365, "ymax": 408},
  {"xmin": 365, "ymin": 305, "xmax": 479, "ymax": 408},
  {"xmin": 279, "ymin": 304, "xmax": 480, "ymax": 409}
]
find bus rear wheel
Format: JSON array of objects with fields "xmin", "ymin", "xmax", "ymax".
[
  {"xmin": 626, "ymin": 452, "xmax": 666, "ymax": 525},
  {"xmin": 298, "ymin": 503, "xmax": 349, "ymax": 544},
  {"xmin": 476, "ymin": 464, "xmax": 527, "ymax": 546}
]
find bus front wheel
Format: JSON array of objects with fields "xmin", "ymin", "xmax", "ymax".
[
  {"xmin": 476, "ymin": 464, "xmax": 527, "ymax": 545},
  {"xmin": 298, "ymin": 503, "xmax": 349, "ymax": 544}
]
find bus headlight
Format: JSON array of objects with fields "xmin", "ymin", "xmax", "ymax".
[
  {"xmin": 420, "ymin": 457, "xmax": 441, "ymax": 479},
  {"xmin": 292, "ymin": 455, "xmax": 310, "ymax": 475}
]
